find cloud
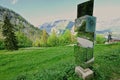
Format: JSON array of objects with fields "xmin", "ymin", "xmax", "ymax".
[{"xmin": 11, "ymin": 0, "xmax": 18, "ymax": 4}]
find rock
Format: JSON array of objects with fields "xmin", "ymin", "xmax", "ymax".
[{"xmin": 75, "ymin": 66, "xmax": 94, "ymax": 80}]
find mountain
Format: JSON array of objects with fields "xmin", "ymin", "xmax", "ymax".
[
  {"xmin": 39, "ymin": 20, "xmax": 74, "ymax": 35},
  {"xmin": 39, "ymin": 17, "xmax": 120, "ymax": 36},
  {"xmin": 0, "ymin": 6, "xmax": 42, "ymax": 41}
]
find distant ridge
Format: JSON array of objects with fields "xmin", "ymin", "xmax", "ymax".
[{"xmin": 39, "ymin": 20, "xmax": 74, "ymax": 35}]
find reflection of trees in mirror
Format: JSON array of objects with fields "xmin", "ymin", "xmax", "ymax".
[
  {"xmin": 74, "ymin": 45, "xmax": 93, "ymax": 69},
  {"xmin": 77, "ymin": 21, "xmax": 94, "ymax": 41}
]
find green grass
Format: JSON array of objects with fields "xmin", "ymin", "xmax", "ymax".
[
  {"xmin": 93, "ymin": 43, "xmax": 120, "ymax": 80},
  {"xmin": 0, "ymin": 43, "xmax": 120, "ymax": 80},
  {"xmin": 0, "ymin": 47, "xmax": 78, "ymax": 80}
]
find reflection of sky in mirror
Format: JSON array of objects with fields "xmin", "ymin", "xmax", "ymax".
[{"xmin": 0, "ymin": 0, "xmax": 120, "ymax": 30}]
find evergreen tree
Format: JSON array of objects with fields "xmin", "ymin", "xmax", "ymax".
[
  {"xmin": 58, "ymin": 34, "xmax": 65, "ymax": 45},
  {"xmin": 62, "ymin": 29, "xmax": 72, "ymax": 44},
  {"xmin": 33, "ymin": 38, "xmax": 41, "ymax": 47},
  {"xmin": 2, "ymin": 16, "xmax": 18, "ymax": 50},
  {"xmin": 47, "ymin": 29, "xmax": 58, "ymax": 46},
  {"xmin": 40, "ymin": 30, "xmax": 48, "ymax": 47}
]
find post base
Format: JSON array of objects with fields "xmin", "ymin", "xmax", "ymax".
[{"xmin": 75, "ymin": 66, "xmax": 94, "ymax": 80}]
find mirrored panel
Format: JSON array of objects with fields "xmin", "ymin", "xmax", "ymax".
[{"xmin": 75, "ymin": 15, "xmax": 96, "ymax": 69}]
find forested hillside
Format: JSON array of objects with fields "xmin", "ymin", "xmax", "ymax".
[{"xmin": 0, "ymin": 6, "xmax": 42, "ymax": 48}]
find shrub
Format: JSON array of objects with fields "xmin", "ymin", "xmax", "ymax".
[
  {"xmin": 96, "ymin": 35, "xmax": 106, "ymax": 44},
  {"xmin": 40, "ymin": 30, "xmax": 48, "ymax": 47},
  {"xmin": 47, "ymin": 30, "xmax": 59, "ymax": 47},
  {"xmin": 32, "ymin": 38, "xmax": 40, "ymax": 47},
  {"xmin": 16, "ymin": 32, "xmax": 32, "ymax": 48}
]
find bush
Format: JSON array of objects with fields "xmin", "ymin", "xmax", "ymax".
[
  {"xmin": 96, "ymin": 35, "xmax": 106, "ymax": 44},
  {"xmin": 47, "ymin": 30, "xmax": 59, "ymax": 47},
  {"xmin": 32, "ymin": 38, "xmax": 40, "ymax": 47},
  {"xmin": 58, "ymin": 30, "xmax": 76, "ymax": 46},
  {"xmin": 40, "ymin": 30, "xmax": 48, "ymax": 47},
  {"xmin": 16, "ymin": 32, "xmax": 32, "ymax": 48},
  {"xmin": 58, "ymin": 35, "xmax": 65, "ymax": 46}
]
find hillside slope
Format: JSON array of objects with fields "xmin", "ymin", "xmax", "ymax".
[{"xmin": 0, "ymin": 6, "xmax": 42, "ymax": 41}]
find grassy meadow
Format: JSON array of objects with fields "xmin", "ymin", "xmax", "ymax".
[{"xmin": 0, "ymin": 43, "xmax": 120, "ymax": 80}]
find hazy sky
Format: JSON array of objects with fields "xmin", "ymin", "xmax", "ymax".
[{"xmin": 0, "ymin": 0, "xmax": 120, "ymax": 27}]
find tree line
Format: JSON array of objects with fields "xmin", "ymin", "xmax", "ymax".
[
  {"xmin": 0, "ymin": 15, "xmax": 76, "ymax": 50},
  {"xmin": 33, "ymin": 29, "xmax": 76, "ymax": 47}
]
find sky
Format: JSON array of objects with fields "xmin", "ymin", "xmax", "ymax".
[{"xmin": 0, "ymin": 0, "xmax": 120, "ymax": 27}]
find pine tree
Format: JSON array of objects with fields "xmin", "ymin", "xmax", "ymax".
[
  {"xmin": 2, "ymin": 16, "xmax": 18, "ymax": 50},
  {"xmin": 47, "ymin": 29, "xmax": 58, "ymax": 46},
  {"xmin": 40, "ymin": 30, "xmax": 48, "ymax": 47},
  {"xmin": 62, "ymin": 29, "xmax": 72, "ymax": 44}
]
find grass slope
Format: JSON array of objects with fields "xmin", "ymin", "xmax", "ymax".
[
  {"xmin": 0, "ymin": 43, "xmax": 120, "ymax": 80},
  {"xmin": 93, "ymin": 43, "xmax": 120, "ymax": 80}
]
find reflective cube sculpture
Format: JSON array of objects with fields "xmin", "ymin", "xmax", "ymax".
[
  {"xmin": 75, "ymin": 1, "xmax": 96, "ymax": 79},
  {"xmin": 75, "ymin": 15, "xmax": 96, "ymax": 69}
]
